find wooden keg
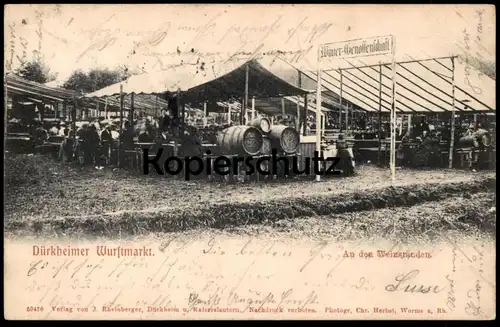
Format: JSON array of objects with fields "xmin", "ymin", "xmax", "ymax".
[
  {"xmin": 216, "ymin": 125, "xmax": 263, "ymax": 155},
  {"xmin": 268, "ymin": 125, "xmax": 300, "ymax": 153},
  {"xmin": 248, "ymin": 117, "xmax": 271, "ymax": 134},
  {"xmin": 458, "ymin": 129, "xmax": 492, "ymax": 148}
]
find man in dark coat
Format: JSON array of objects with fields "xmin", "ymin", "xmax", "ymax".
[
  {"xmin": 59, "ymin": 128, "xmax": 74, "ymax": 162},
  {"xmin": 336, "ymin": 134, "xmax": 354, "ymax": 175},
  {"xmin": 121, "ymin": 121, "xmax": 136, "ymax": 149},
  {"xmin": 33, "ymin": 121, "xmax": 47, "ymax": 144},
  {"xmin": 100, "ymin": 125, "xmax": 113, "ymax": 165},
  {"xmin": 85, "ymin": 124, "xmax": 100, "ymax": 166},
  {"xmin": 415, "ymin": 117, "xmax": 430, "ymax": 137},
  {"xmin": 358, "ymin": 115, "xmax": 366, "ymax": 130}
]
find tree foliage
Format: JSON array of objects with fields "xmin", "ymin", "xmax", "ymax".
[
  {"xmin": 62, "ymin": 67, "xmax": 131, "ymax": 93},
  {"xmin": 14, "ymin": 59, "xmax": 57, "ymax": 84}
]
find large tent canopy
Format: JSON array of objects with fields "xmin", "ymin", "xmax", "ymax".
[
  {"xmin": 6, "ymin": 73, "xmax": 78, "ymax": 103},
  {"xmin": 296, "ymin": 55, "xmax": 495, "ymax": 114},
  {"xmin": 215, "ymin": 95, "xmax": 333, "ymax": 117},
  {"xmin": 5, "ymin": 73, "xmax": 171, "ymax": 115},
  {"xmin": 103, "ymin": 93, "xmax": 170, "ymax": 116},
  {"xmin": 85, "ymin": 59, "xmax": 311, "ymax": 101},
  {"xmin": 267, "ymin": 56, "xmax": 366, "ymax": 114}
]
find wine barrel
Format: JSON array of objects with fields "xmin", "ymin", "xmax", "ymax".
[
  {"xmin": 458, "ymin": 129, "xmax": 491, "ymax": 148},
  {"xmin": 260, "ymin": 136, "xmax": 272, "ymax": 155},
  {"xmin": 248, "ymin": 117, "xmax": 271, "ymax": 134},
  {"xmin": 217, "ymin": 126, "xmax": 263, "ymax": 155},
  {"xmin": 268, "ymin": 125, "xmax": 300, "ymax": 153}
]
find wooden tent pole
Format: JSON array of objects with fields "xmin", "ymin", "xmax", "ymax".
[
  {"xmin": 315, "ymin": 47, "xmax": 322, "ymax": 182},
  {"xmin": 63, "ymin": 101, "xmax": 67, "ymax": 121},
  {"xmin": 243, "ymin": 64, "xmax": 249, "ymax": 125},
  {"xmin": 241, "ymin": 97, "xmax": 244, "ymax": 124},
  {"xmin": 203, "ymin": 84, "xmax": 208, "ymax": 126},
  {"xmin": 130, "ymin": 92, "xmax": 135, "ymax": 125},
  {"xmin": 390, "ymin": 36, "xmax": 397, "ymax": 182},
  {"xmin": 227, "ymin": 96, "xmax": 231, "ymax": 124},
  {"xmin": 448, "ymin": 57, "xmax": 456, "ymax": 169},
  {"xmin": 104, "ymin": 97, "xmax": 108, "ymax": 119},
  {"xmin": 339, "ymin": 69, "xmax": 343, "ymax": 132},
  {"xmin": 378, "ymin": 63, "xmax": 382, "ymax": 166},
  {"xmin": 203, "ymin": 101, "xmax": 207, "ymax": 126},
  {"xmin": 344, "ymin": 71, "xmax": 349, "ymax": 134},
  {"xmin": 72, "ymin": 96, "xmax": 77, "ymax": 142},
  {"xmin": 251, "ymin": 97, "xmax": 255, "ymax": 120},
  {"xmin": 351, "ymin": 103, "xmax": 354, "ymax": 131},
  {"xmin": 95, "ymin": 98, "xmax": 99, "ymax": 119},
  {"xmin": 295, "ymin": 96, "xmax": 300, "ymax": 134},
  {"xmin": 296, "ymin": 97, "xmax": 300, "ymax": 131},
  {"xmin": 303, "ymin": 94, "xmax": 308, "ymax": 136},
  {"xmin": 154, "ymin": 95, "xmax": 158, "ymax": 118},
  {"xmin": 118, "ymin": 85, "xmax": 124, "ymax": 168},
  {"xmin": 297, "ymin": 71, "xmax": 303, "ymax": 133},
  {"xmin": 4, "ymin": 80, "xmax": 8, "ymax": 150},
  {"xmin": 281, "ymin": 97, "xmax": 286, "ymax": 119},
  {"xmin": 177, "ymin": 90, "xmax": 184, "ymax": 136}
]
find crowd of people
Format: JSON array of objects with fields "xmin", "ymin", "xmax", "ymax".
[
  {"xmin": 9, "ymin": 107, "xmax": 219, "ymax": 167},
  {"xmin": 8, "ymin": 106, "xmax": 493, "ymax": 171},
  {"xmin": 26, "ymin": 118, "xmax": 144, "ymax": 166}
]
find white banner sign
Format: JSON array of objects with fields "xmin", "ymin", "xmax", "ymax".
[{"xmin": 319, "ymin": 35, "xmax": 394, "ymax": 61}]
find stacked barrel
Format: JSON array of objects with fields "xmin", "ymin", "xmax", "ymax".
[
  {"xmin": 248, "ymin": 117, "xmax": 300, "ymax": 155},
  {"xmin": 216, "ymin": 125, "xmax": 263, "ymax": 156},
  {"xmin": 458, "ymin": 129, "xmax": 492, "ymax": 149},
  {"xmin": 215, "ymin": 117, "xmax": 301, "ymax": 156}
]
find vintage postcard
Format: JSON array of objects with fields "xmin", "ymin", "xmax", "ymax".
[{"xmin": 4, "ymin": 4, "xmax": 496, "ymax": 320}]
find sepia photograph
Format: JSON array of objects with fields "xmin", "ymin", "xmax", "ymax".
[{"xmin": 4, "ymin": 4, "xmax": 496, "ymax": 320}]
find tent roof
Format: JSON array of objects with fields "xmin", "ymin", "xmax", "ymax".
[
  {"xmin": 5, "ymin": 73, "xmax": 171, "ymax": 115},
  {"xmin": 85, "ymin": 59, "xmax": 310, "ymax": 100},
  {"xmin": 302, "ymin": 57, "xmax": 495, "ymax": 114},
  {"xmin": 103, "ymin": 93, "xmax": 169, "ymax": 116},
  {"xmin": 216, "ymin": 96, "xmax": 333, "ymax": 117},
  {"xmin": 6, "ymin": 73, "xmax": 78, "ymax": 102}
]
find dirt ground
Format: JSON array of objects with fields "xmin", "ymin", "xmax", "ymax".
[
  {"xmin": 4, "ymin": 155, "xmax": 495, "ymax": 220},
  {"xmin": 4, "ymin": 154, "xmax": 496, "ymax": 242}
]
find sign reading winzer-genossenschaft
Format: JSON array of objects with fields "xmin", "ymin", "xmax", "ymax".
[{"xmin": 319, "ymin": 35, "xmax": 394, "ymax": 60}]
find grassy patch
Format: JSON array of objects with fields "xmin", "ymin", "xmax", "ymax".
[
  {"xmin": 244, "ymin": 192, "xmax": 497, "ymax": 243},
  {"xmin": 5, "ymin": 176, "xmax": 495, "ymax": 238},
  {"xmin": 4, "ymin": 153, "xmax": 494, "ymax": 220}
]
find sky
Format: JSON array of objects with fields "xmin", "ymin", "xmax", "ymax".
[{"xmin": 4, "ymin": 4, "xmax": 496, "ymax": 86}]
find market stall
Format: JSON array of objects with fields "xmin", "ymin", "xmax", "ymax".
[{"xmin": 85, "ymin": 58, "xmax": 313, "ymax": 178}]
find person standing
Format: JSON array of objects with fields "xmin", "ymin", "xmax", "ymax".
[
  {"xmin": 119, "ymin": 121, "xmax": 136, "ymax": 168},
  {"xmin": 336, "ymin": 134, "xmax": 354, "ymax": 175},
  {"xmin": 85, "ymin": 124, "xmax": 100, "ymax": 166},
  {"xmin": 34, "ymin": 121, "xmax": 48, "ymax": 147},
  {"xmin": 59, "ymin": 128, "xmax": 75, "ymax": 163},
  {"xmin": 100, "ymin": 125, "xmax": 112, "ymax": 165},
  {"xmin": 358, "ymin": 115, "xmax": 366, "ymax": 130},
  {"xmin": 48, "ymin": 122, "xmax": 60, "ymax": 136},
  {"xmin": 415, "ymin": 117, "xmax": 430, "ymax": 136},
  {"xmin": 58, "ymin": 123, "xmax": 67, "ymax": 136}
]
